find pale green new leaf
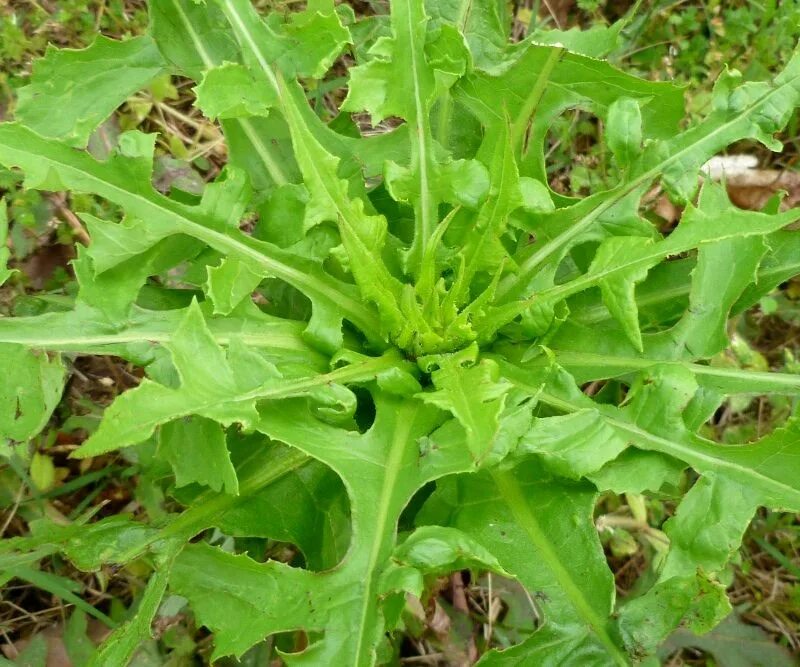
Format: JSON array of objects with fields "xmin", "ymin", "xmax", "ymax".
[
  {"xmin": 194, "ymin": 63, "xmax": 277, "ymax": 119},
  {"xmin": 342, "ymin": 0, "xmax": 480, "ymax": 275},
  {"xmin": 456, "ymin": 122, "xmax": 522, "ymax": 298},
  {"xmin": 417, "ymin": 349, "xmax": 511, "ymax": 464},
  {"xmin": 205, "ymin": 256, "xmax": 264, "ymax": 315},
  {"xmin": 278, "ymin": 76, "xmax": 406, "ymax": 337}
]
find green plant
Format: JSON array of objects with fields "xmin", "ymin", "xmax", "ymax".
[
  {"xmin": 1, "ymin": 0, "xmax": 800, "ymax": 664},
  {"xmin": 621, "ymin": 0, "xmax": 800, "ymax": 88}
]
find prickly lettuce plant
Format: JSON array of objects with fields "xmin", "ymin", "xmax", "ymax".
[{"xmin": 1, "ymin": 0, "xmax": 800, "ymax": 664}]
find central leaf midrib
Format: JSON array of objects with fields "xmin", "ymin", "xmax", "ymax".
[
  {"xmin": 573, "ymin": 256, "xmax": 800, "ymax": 325},
  {"xmin": 499, "ymin": 362, "xmax": 800, "ymax": 508},
  {"xmin": 0, "ymin": 317, "xmax": 310, "ymax": 352},
  {"xmin": 535, "ymin": 390, "xmax": 800, "ymax": 506},
  {"xmin": 500, "ymin": 72, "xmax": 800, "ymax": 301},
  {"xmin": 220, "ymin": 0, "xmax": 393, "ymax": 335},
  {"xmin": 490, "ymin": 468, "xmax": 629, "ymax": 666},
  {"xmin": 352, "ymin": 401, "xmax": 419, "ymax": 667},
  {"xmin": 92, "ymin": 355, "xmax": 396, "ymax": 451},
  {"xmin": 169, "ymin": 0, "xmax": 289, "ymax": 186},
  {"xmin": 6, "ymin": 138, "xmax": 378, "ymax": 335},
  {"xmin": 406, "ymin": 0, "xmax": 434, "ymax": 261},
  {"xmin": 547, "ymin": 351, "xmax": 800, "ymax": 390}
]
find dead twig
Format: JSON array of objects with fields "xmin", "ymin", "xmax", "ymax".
[{"xmin": 51, "ymin": 194, "xmax": 90, "ymax": 246}]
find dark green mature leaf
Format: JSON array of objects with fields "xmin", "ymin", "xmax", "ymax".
[
  {"xmin": 158, "ymin": 417, "xmax": 239, "ymax": 494},
  {"xmin": 210, "ymin": 450, "xmax": 350, "ymax": 570},
  {"xmin": 152, "ymin": 0, "xmax": 299, "ymax": 191},
  {"xmin": 0, "ymin": 299, "xmax": 321, "ymax": 368},
  {"xmin": 497, "ymin": 359, "xmax": 800, "ymax": 660},
  {"xmin": 195, "ymin": 63, "xmax": 277, "ymax": 119},
  {"xmin": 492, "ymin": 55, "xmax": 800, "ymax": 308},
  {"xmin": 171, "ymin": 395, "xmax": 477, "ymax": 663},
  {"xmin": 490, "ymin": 184, "xmax": 799, "ymax": 344},
  {"xmin": 606, "ymin": 98, "xmax": 643, "ymax": 170},
  {"xmin": 659, "ymin": 475, "xmax": 760, "ymax": 578},
  {"xmin": 63, "ymin": 612, "xmax": 97, "ymax": 666},
  {"xmin": 393, "ymin": 525, "xmax": 509, "ymax": 577},
  {"xmin": 500, "ymin": 361, "xmax": 800, "ymax": 512},
  {"xmin": 425, "ymin": 0, "xmax": 509, "ymax": 71},
  {"xmin": 454, "ymin": 40, "xmax": 683, "ymax": 175},
  {"xmin": 0, "ymin": 445, "xmax": 311, "ymax": 573},
  {"xmin": 420, "ymin": 462, "xmax": 629, "ymax": 666},
  {"xmin": 619, "ymin": 365, "xmax": 800, "ymax": 510}
]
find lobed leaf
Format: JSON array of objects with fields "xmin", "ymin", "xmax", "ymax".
[
  {"xmin": 15, "ymin": 35, "xmax": 165, "ymax": 147},
  {"xmin": 2, "ymin": 2, "xmax": 800, "ymax": 664}
]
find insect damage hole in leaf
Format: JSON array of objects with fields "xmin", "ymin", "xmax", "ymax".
[{"xmin": 0, "ymin": 0, "xmax": 799, "ymax": 665}]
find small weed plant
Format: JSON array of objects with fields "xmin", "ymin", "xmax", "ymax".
[{"xmin": 1, "ymin": 1, "xmax": 800, "ymax": 664}]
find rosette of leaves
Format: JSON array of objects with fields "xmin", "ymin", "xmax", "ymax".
[{"xmin": 1, "ymin": 0, "xmax": 800, "ymax": 664}]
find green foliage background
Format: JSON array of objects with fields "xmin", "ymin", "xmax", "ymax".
[{"xmin": 0, "ymin": 0, "xmax": 800, "ymax": 664}]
